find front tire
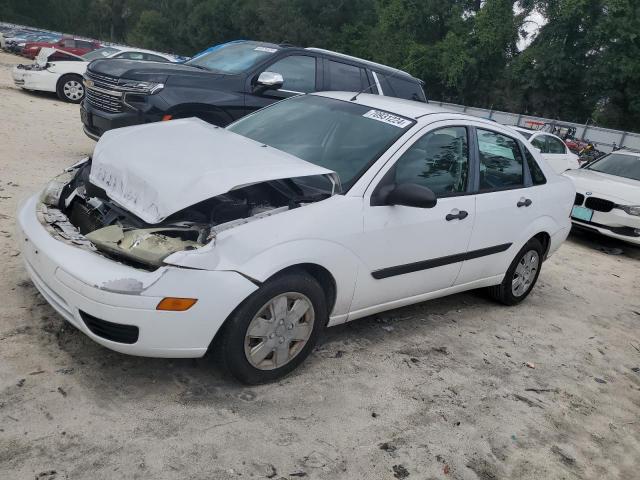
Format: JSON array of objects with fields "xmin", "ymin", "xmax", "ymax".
[
  {"xmin": 488, "ymin": 238, "xmax": 543, "ymax": 305},
  {"xmin": 56, "ymin": 74, "xmax": 85, "ymax": 103},
  {"xmin": 218, "ymin": 271, "xmax": 327, "ymax": 384}
]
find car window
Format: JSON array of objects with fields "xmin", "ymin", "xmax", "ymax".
[
  {"xmin": 227, "ymin": 95, "xmax": 413, "ymax": 190},
  {"xmin": 586, "ymin": 153, "xmax": 640, "ymax": 181},
  {"xmin": 377, "ymin": 72, "xmax": 426, "ymax": 102},
  {"xmin": 477, "ymin": 129, "xmax": 524, "ymax": 190},
  {"xmin": 186, "ymin": 42, "xmax": 279, "ymax": 74},
  {"xmin": 83, "ymin": 47, "xmax": 119, "ymax": 60},
  {"xmin": 116, "ymin": 51, "xmax": 145, "ymax": 60},
  {"xmin": 394, "ymin": 127, "xmax": 469, "ymax": 196},
  {"xmin": 266, "ymin": 55, "xmax": 316, "ymax": 93},
  {"xmin": 523, "ymin": 145, "xmax": 547, "ymax": 185},
  {"xmin": 530, "ymin": 136, "xmax": 547, "ymax": 153},
  {"xmin": 145, "ymin": 53, "xmax": 168, "ymax": 62},
  {"xmin": 61, "ymin": 39, "xmax": 76, "ymax": 48},
  {"xmin": 546, "ymin": 135, "xmax": 566, "ymax": 154},
  {"xmin": 76, "ymin": 40, "xmax": 93, "ymax": 49},
  {"xmin": 326, "ymin": 60, "xmax": 364, "ymax": 91}
]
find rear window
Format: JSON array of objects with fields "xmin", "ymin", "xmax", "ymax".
[{"xmin": 377, "ymin": 72, "xmax": 426, "ymax": 102}]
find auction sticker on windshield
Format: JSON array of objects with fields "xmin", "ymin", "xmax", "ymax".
[
  {"xmin": 254, "ymin": 46, "xmax": 278, "ymax": 53},
  {"xmin": 363, "ymin": 110, "xmax": 412, "ymax": 128}
]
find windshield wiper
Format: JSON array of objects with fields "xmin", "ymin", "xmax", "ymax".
[{"xmin": 188, "ymin": 64, "xmax": 210, "ymax": 71}]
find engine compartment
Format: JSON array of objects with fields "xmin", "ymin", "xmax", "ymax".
[{"xmin": 40, "ymin": 159, "xmax": 331, "ymax": 269}]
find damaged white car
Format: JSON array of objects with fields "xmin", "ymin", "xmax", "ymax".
[{"xmin": 18, "ymin": 92, "xmax": 574, "ymax": 383}]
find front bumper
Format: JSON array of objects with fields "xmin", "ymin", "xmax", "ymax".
[
  {"xmin": 81, "ymin": 98, "xmax": 165, "ymax": 140},
  {"xmin": 571, "ymin": 200, "xmax": 640, "ymax": 245},
  {"xmin": 11, "ymin": 66, "xmax": 56, "ymax": 92},
  {"xmin": 17, "ymin": 194, "xmax": 258, "ymax": 357}
]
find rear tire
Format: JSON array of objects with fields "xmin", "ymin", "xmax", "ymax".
[
  {"xmin": 488, "ymin": 238, "xmax": 543, "ymax": 306},
  {"xmin": 56, "ymin": 74, "xmax": 85, "ymax": 103},
  {"xmin": 217, "ymin": 271, "xmax": 327, "ymax": 384}
]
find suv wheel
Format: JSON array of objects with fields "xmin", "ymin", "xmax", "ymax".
[
  {"xmin": 218, "ymin": 271, "xmax": 327, "ymax": 384},
  {"xmin": 57, "ymin": 74, "xmax": 85, "ymax": 103},
  {"xmin": 488, "ymin": 238, "xmax": 543, "ymax": 305}
]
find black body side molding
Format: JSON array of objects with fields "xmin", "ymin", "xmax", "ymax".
[{"xmin": 372, "ymin": 243, "xmax": 512, "ymax": 280}]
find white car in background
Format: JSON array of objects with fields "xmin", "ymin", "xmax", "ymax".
[
  {"xmin": 12, "ymin": 46, "xmax": 179, "ymax": 103},
  {"xmin": 511, "ymin": 126, "xmax": 580, "ymax": 174},
  {"xmin": 18, "ymin": 92, "xmax": 573, "ymax": 383},
  {"xmin": 564, "ymin": 150, "xmax": 640, "ymax": 245}
]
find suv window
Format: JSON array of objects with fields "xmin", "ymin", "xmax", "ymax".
[
  {"xmin": 326, "ymin": 60, "xmax": 364, "ymax": 91},
  {"xmin": 477, "ymin": 129, "xmax": 524, "ymax": 190},
  {"xmin": 523, "ymin": 145, "xmax": 547, "ymax": 185},
  {"xmin": 546, "ymin": 135, "xmax": 566, "ymax": 154},
  {"xmin": 267, "ymin": 55, "xmax": 316, "ymax": 93},
  {"xmin": 394, "ymin": 127, "xmax": 469, "ymax": 196},
  {"xmin": 531, "ymin": 136, "xmax": 547, "ymax": 153},
  {"xmin": 377, "ymin": 72, "xmax": 426, "ymax": 102}
]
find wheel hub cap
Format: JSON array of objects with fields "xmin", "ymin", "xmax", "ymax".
[
  {"xmin": 244, "ymin": 293, "xmax": 315, "ymax": 370},
  {"xmin": 511, "ymin": 250, "xmax": 539, "ymax": 297}
]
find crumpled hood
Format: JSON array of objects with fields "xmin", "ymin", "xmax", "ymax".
[
  {"xmin": 563, "ymin": 168, "xmax": 640, "ymax": 205},
  {"xmin": 90, "ymin": 118, "xmax": 336, "ymax": 224}
]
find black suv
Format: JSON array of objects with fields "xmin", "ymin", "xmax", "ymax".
[{"xmin": 80, "ymin": 40, "xmax": 426, "ymax": 140}]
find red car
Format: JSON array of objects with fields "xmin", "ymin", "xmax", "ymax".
[{"xmin": 22, "ymin": 37, "xmax": 101, "ymax": 60}]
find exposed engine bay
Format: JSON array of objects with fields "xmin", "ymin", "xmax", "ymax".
[{"xmin": 39, "ymin": 159, "xmax": 332, "ymax": 269}]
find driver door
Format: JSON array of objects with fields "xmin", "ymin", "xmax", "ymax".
[
  {"xmin": 349, "ymin": 123, "xmax": 477, "ymax": 314},
  {"xmin": 245, "ymin": 54, "xmax": 319, "ymax": 114}
]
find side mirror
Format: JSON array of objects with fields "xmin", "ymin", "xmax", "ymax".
[
  {"xmin": 386, "ymin": 183, "xmax": 437, "ymax": 208},
  {"xmin": 256, "ymin": 71, "xmax": 283, "ymax": 91}
]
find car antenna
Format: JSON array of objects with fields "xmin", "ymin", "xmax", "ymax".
[{"xmin": 350, "ymin": 56, "xmax": 425, "ymax": 102}]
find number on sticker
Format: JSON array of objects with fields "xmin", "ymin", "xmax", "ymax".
[{"xmin": 362, "ymin": 110, "xmax": 411, "ymax": 128}]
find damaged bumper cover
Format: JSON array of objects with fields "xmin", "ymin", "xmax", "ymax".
[{"xmin": 17, "ymin": 194, "xmax": 258, "ymax": 357}]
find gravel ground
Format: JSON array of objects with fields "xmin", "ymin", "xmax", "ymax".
[{"xmin": 1, "ymin": 50, "xmax": 639, "ymax": 480}]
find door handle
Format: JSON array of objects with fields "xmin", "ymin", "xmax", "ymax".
[
  {"xmin": 517, "ymin": 198, "xmax": 532, "ymax": 208},
  {"xmin": 446, "ymin": 209, "xmax": 469, "ymax": 221}
]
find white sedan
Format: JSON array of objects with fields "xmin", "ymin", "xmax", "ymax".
[
  {"xmin": 12, "ymin": 46, "xmax": 178, "ymax": 103},
  {"xmin": 18, "ymin": 92, "xmax": 574, "ymax": 383},
  {"xmin": 511, "ymin": 126, "xmax": 580, "ymax": 174},
  {"xmin": 564, "ymin": 150, "xmax": 640, "ymax": 245}
]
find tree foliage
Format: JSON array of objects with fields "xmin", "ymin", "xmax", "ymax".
[{"xmin": 1, "ymin": 0, "xmax": 639, "ymax": 130}]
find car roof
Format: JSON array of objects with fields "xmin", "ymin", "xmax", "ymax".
[
  {"xmin": 105, "ymin": 46, "xmax": 175, "ymax": 58},
  {"xmin": 614, "ymin": 150, "xmax": 640, "ymax": 157},
  {"xmin": 312, "ymin": 92, "xmax": 463, "ymax": 119}
]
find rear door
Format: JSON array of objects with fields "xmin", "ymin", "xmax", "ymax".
[
  {"xmin": 456, "ymin": 126, "xmax": 537, "ymax": 284},
  {"xmin": 244, "ymin": 53, "xmax": 320, "ymax": 114}
]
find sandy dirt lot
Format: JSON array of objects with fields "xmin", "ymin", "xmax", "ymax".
[{"xmin": 1, "ymin": 50, "xmax": 639, "ymax": 480}]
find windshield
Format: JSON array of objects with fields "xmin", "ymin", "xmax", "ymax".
[
  {"xmin": 185, "ymin": 42, "xmax": 278, "ymax": 74},
  {"xmin": 586, "ymin": 153, "xmax": 640, "ymax": 181},
  {"xmin": 83, "ymin": 47, "xmax": 119, "ymax": 61},
  {"xmin": 227, "ymin": 95, "xmax": 415, "ymax": 189}
]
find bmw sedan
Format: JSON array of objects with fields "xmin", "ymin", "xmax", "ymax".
[
  {"xmin": 17, "ymin": 92, "xmax": 574, "ymax": 383},
  {"xmin": 565, "ymin": 150, "xmax": 640, "ymax": 245}
]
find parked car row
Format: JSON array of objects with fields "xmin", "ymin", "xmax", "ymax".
[{"xmin": 12, "ymin": 46, "xmax": 180, "ymax": 103}]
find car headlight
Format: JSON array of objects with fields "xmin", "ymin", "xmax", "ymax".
[
  {"xmin": 39, "ymin": 158, "xmax": 89, "ymax": 206},
  {"xmin": 620, "ymin": 205, "xmax": 640, "ymax": 216},
  {"xmin": 118, "ymin": 79, "xmax": 164, "ymax": 94}
]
